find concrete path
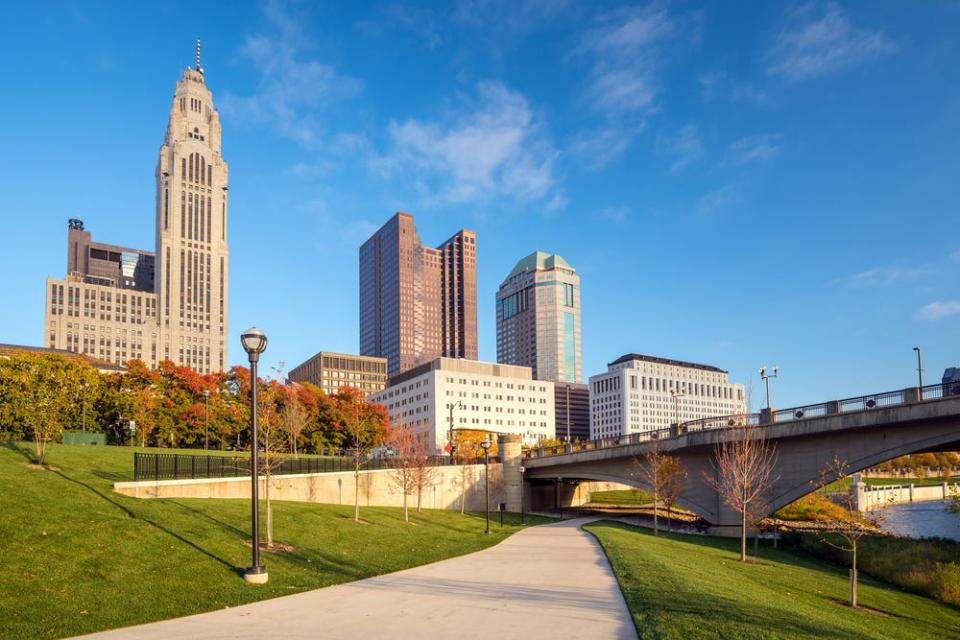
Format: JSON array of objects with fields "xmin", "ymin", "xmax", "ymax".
[{"xmin": 76, "ymin": 518, "xmax": 636, "ymax": 640}]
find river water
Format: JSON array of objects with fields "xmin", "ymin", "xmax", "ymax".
[{"xmin": 881, "ymin": 500, "xmax": 960, "ymax": 541}]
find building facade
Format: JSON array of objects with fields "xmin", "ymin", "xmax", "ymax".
[
  {"xmin": 370, "ymin": 357, "xmax": 554, "ymax": 453},
  {"xmin": 359, "ymin": 212, "xmax": 477, "ymax": 377},
  {"xmin": 44, "ymin": 45, "xmax": 229, "ymax": 373},
  {"xmin": 289, "ymin": 351, "xmax": 388, "ymax": 397},
  {"xmin": 589, "ymin": 354, "xmax": 745, "ymax": 440},
  {"xmin": 496, "ymin": 251, "xmax": 581, "ymax": 384},
  {"xmin": 554, "ymin": 382, "xmax": 590, "ymax": 442}
]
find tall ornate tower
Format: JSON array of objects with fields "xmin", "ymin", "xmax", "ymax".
[{"xmin": 155, "ymin": 41, "xmax": 229, "ymax": 372}]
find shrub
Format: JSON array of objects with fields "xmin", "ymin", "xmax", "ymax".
[{"xmin": 931, "ymin": 563, "xmax": 960, "ymax": 607}]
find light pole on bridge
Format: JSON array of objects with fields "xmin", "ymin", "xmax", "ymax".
[
  {"xmin": 912, "ymin": 347, "xmax": 924, "ymax": 390},
  {"xmin": 759, "ymin": 366, "xmax": 779, "ymax": 410}
]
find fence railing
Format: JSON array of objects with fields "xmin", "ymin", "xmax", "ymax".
[
  {"xmin": 526, "ymin": 381, "xmax": 958, "ymax": 460},
  {"xmin": 132, "ymin": 452, "xmax": 486, "ymax": 482}
]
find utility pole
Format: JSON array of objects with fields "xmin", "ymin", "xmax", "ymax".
[{"xmin": 447, "ymin": 401, "xmax": 462, "ymax": 456}]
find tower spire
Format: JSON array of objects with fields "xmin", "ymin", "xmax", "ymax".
[{"xmin": 195, "ymin": 39, "xmax": 203, "ymax": 74}]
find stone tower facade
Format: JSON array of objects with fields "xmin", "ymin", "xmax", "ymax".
[{"xmin": 44, "ymin": 44, "xmax": 229, "ymax": 374}]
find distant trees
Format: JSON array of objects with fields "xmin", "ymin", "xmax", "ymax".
[
  {"xmin": 0, "ymin": 352, "xmax": 386, "ymax": 458},
  {"xmin": 705, "ymin": 426, "xmax": 778, "ymax": 562}
]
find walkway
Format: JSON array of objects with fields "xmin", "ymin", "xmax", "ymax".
[{"xmin": 75, "ymin": 518, "xmax": 637, "ymax": 640}]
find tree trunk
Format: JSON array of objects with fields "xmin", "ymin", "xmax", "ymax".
[
  {"xmin": 652, "ymin": 495, "xmax": 659, "ymax": 536},
  {"xmin": 850, "ymin": 543, "xmax": 858, "ymax": 607},
  {"xmin": 740, "ymin": 508, "xmax": 747, "ymax": 562},
  {"xmin": 403, "ymin": 488, "xmax": 409, "ymax": 523},
  {"xmin": 354, "ymin": 466, "xmax": 361, "ymax": 522},
  {"xmin": 666, "ymin": 504, "xmax": 672, "ymax": 533},
  {"xmin": 460, "ymin": 468, "xmax": 466, "ymax": 514},
  {"xmin": 265, "ymin": 473, "xmax": 273, "ymax": 547},
  {"xmin": 416, "ymin": 484, "xmax": 423, "ymax": 513}
]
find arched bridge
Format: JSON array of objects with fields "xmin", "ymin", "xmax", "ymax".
[{"xmin": 519, "ymin": 383, "xmax": 960, "ymax": 534}]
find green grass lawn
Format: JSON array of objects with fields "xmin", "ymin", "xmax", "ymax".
[
  {"xmin": 0, "ymin": 442, "xmax": 549, "ymax": 640},
  {"xmin": 585, "ymin": 520, "xmax": 960, "ymax": 639},
  {"xmin": 589, "ymin": 489, "xmax": 652, "ymax": 505}
]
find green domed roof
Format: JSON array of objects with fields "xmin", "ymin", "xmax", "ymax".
[{"xmin": 507, "ymin": 251, "xmax": 572, "ymax": 278}]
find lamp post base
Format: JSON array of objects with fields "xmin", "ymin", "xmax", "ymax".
[{"xmin": 243, "ymin": 565, "xmax": 268, "ymax": 584}]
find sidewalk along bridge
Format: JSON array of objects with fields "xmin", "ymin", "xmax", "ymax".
[{"xmin": 520, "ymin": 383, "xmax": 960, "ymax": 535}]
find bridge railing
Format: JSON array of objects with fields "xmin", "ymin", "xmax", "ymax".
[{"xmin": 527, "ymin": 381, "xmax": 958, "ymax": 460}]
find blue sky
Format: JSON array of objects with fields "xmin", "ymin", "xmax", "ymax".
[{"xmin": 1, "ymin": 1, "xmax": 957, "ymax": 409}]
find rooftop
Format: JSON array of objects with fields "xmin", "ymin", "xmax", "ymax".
[
  {"xmin": 608, "ymin": 353, "xmax": 727, "ymax": 374},
  {"xmin": 506, "ymin": 251, "xmax": 573, "ymax": 280},
  {"xmin": 386, "ymin": 357, "xmax": 535, "ymax": 388},
  {"xmin": 0, "ymin": 343, "xmax": 126, "ymax": 372}
]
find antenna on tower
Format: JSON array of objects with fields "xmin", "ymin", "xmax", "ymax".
[{"xmin": 195, "ymin": 39, "xmax": 203, "ymax": 74}]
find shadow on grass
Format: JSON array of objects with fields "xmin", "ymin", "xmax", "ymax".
[
  {"xmin": 50, "ymin": 467, "xmax": 239, "ymax": 573},
  {"xmin": 2, "ymin": 441, "xmax": 35, "ymax": 462}
]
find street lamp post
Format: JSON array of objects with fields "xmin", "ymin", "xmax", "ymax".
[
  {"xmin": 759, "ymin": 366, "xmax": 780, "ymax": 410},
  {"xmin": 913, "ymin": 347, "xmax": 924, "ymax": 390},
  {"xmin": 519, "ymin": 465, "xmax": 526, "ymax": 524},
  {"xmin": 447, "ymin": 401, "xmax": 463, "ymax": 456},
  {"xmin": 480, "ymin": 435, "xmax": 492, "ymax": 534},
  {"xmin": 241, "ymin": 327, "xmax": 269, "ymax": 585},
  {"xmin": 669, "ymin": 389, "xmax": 685, "ymax": 426},
  {"xmin": 202, "ymin": 390, "xmax": 210, "ymax": 450}
]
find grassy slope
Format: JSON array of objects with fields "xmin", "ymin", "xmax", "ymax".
[
  {"xmin": 0, "ymin": 443, "xmax": 548, "ymax": 640},
  {"xmin": 589, "ymin": 489, "xmax": 652, "ymax": 505},
  {"xmin": 585, "ymin": 521, "xmax": 960, "ymax": 640}
]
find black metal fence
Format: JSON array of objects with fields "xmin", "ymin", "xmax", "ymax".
[{"xmin": 133, "ymin": 451, "xmax": 494, "ymax": 482}]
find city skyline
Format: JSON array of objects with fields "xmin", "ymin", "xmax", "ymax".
[{"xmin": 1, "ymin": 3, "xmax": 957, "ymax": 409}]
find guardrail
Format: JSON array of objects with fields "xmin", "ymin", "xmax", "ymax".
[
  {"xmin": 526, "ymin": 381, "xmax": 957, "ymax": 460},
  {"xmin": 132, "ymin": 452, "xmax": 486, "ymax": 482}
]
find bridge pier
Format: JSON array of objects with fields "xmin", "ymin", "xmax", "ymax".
[{"xmin": 499, "ymin": 434, "xmax": 523, "ymax": 513}]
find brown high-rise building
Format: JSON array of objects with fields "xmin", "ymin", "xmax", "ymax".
[{"xmin": 359, "ymin": 213, "xmax": 477, "ymax": 377}]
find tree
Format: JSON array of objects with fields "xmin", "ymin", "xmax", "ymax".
[
  {"xmin": 336, "ymin": 387, "xmax": 389, "ymax": 523},
  {"xmin": 130, "ymin": 386, "xmax": 160, "ymax": 447},
  {"xmin": 813, "ymin": 456, "xmax": 886, "ymax": 608},
  {"xmin": 660, "ymin": 456, "xmax": 688, "ymax": 533},
  {"xmin": 634, "ymin": 438, "xmax": 687, "ymax": 535},
  {"xmin": 386, "ymin": 423, "xmax": 420, "ymax": 522},
  {"xmin": 451, "ymin": 430, "xmax": 496, "ymax": 514},
  {"xmin": 281, "ymin": 385, "xmax": 309, "ymax": 458},
  {"xmin": 256, "ymin": 380, "xmax": 291, "ymax": 548},
  {"xmin": 26, "ymin": 357, "xmax": 71, "ymax": 465},
  {"xmin": 704, "ymin": 425, "xmax": 778, "ymax": 561},
  {"xmin": 412, "ymin": 441, "xmax": 439, "ymax": 513},
  {"xmin": 634, "ymin": 438, "xmax": 668, "ymax": 536}
]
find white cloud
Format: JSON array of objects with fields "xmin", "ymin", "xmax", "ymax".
[
  {"xmin": 726, "ymin": 134, "xmax": 782, "ymax": 165},
  {"xmin": 599, "ymin": 206, "xmax": 629, "ymax": 223},
  {"xmin": 916, "ymin": 301, "xmax": 960, "ymax": 322},
  {"xmin": 697, "ymin": 186, "xmax": 740, "ymax": 216},
  {"xmin": 698, "ymin": 72, "xmax": 768, "ymax": 105},
  {"xmin": 667, "ymin": 124, "xmax": 703, "ymax": 173},
  {"xmin": 569, "ymin": 6, "xmax": 675, "ymax": 165},
  {"xmin": 845, "ymin": 266, "xmax": 935, "ymax": 286},
  {"xmin": 767, "ymin": 2, "xmax": 896, "ymax": 81},
  {"xmin": 376, "ymin": 81, "xmax": 560, "ymax": 207},
  {"xmin": 950, "ymin": 249, "xmax": 960, "ymax": 263},
  {"xmin": 220, "ymin": 0, "xmax": 362, "ymax": 147}
]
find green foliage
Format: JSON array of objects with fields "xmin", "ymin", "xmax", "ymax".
[
  {"xmin": 788, "ymin": 531, "xmax": 960, "ymax": 608},
  {"xmin": 0, "ymin": 443, "xmax": 551, "ymax": 639},
  {"xmin": 586, "ymin": 521, "xmax": 960, "ymax": 639}
]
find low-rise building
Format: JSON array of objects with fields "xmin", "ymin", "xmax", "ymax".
[
  {"xmin": 370, "ymin": 357, "xmax": 554, "ymax": 453},
  {"xmin": 554, "ymin": 382, "xmax": 590, "ymax": 442},
  {"xmin": 589, "ymin": 353, "xmax": 745, "ymax": 440},
  {"xmin": 288, "ymin": 351, "xmax": 387, "ymax": 397}
]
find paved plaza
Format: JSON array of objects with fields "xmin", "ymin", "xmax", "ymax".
[{"xmin": 75, "ymin": 518, "xmax": 637, "ymax": 640}]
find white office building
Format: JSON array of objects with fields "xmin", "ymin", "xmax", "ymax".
[
  {"xmin": 371, "ymin": 357, "xmax": 555, "ymax": 453},
  {"xmin": 589, "ymin": 354, "xmax": 745, "ymax": 439}
]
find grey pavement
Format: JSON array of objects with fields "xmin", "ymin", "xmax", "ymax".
[{"xmin": 75, "ymin": 517, "xmax": 637, "ymax": 640}]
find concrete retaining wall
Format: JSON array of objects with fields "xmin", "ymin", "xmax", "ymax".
[
  {"xmin": 115, "ymin": 463, "xmax": 504, "ymax": 512},
  {"xmin": 855, "ymin": 481, "xmax": 958, "ymax": 511}
]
